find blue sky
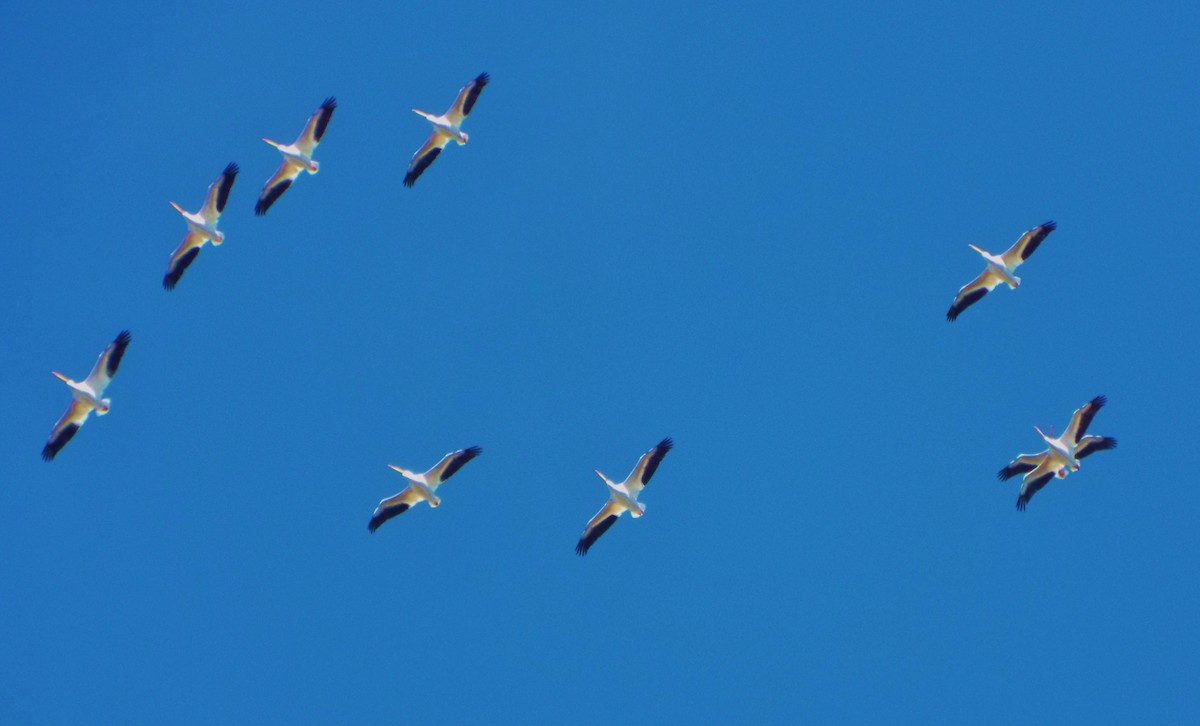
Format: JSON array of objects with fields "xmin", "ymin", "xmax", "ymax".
[{"xmin": 2, "ymin": 1, "xmax": 1198, "ymax": 722}]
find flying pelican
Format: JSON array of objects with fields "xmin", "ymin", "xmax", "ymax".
[
  {"xmin": 575, "ymin": 438, "xmax": 673, "ymax": 556},
  {"xmin": 163, "ymin": 163, "xmax": 239, "ymax": 289},
  {"xmin": 946, "ymin": 220, "xmax": 1057, "ymax": 321},
  {"xmin": 404, "ymin": 72, "xmax": 489, "ymax": 187},
  {"xmin": 368, "ymin": 446, "xmax": 482, "ymax": 533},
  {"xmin": 998, "ymin": 396, "xmax": 1117, "ymax": 510},
  {"xmin": 255, "ymin": 97, "xmax": 337, "ymax": 215},
  {"xmin": 42, "ymin": 331, "xmax": 131, "ymax": 461}
]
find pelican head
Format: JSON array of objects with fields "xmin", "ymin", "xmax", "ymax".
[
  {"xmin": 595, "ymin": 469, "xmax": 614, "ymax": 487},
  {"xmin": 52, "ymin": 371, "xmax": 71, "ymax": 385},
  {"xmin": 95, "ymin": 397, "xmax": 112, "ymax": 415},
  {"xmin": 170, "ymin": 201, "xmax": 187, "ymax": 217},
  {"xmin": 262, "ymin": 138, "xmax": 281, "ymax": 150}
]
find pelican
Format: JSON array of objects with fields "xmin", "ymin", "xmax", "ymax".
[
  {"xmin": 368, "ymin": 446, "xmax": 482, "ymax": 533},
  {"xmin": 998, "ymin": 396, "xmax": 1117, "ymax": 510},
  {"xmin": 575, "ymin": 438, "xmax": 673, "ymax": 556},
  {"xmin": 404, "ymin": 72, "xmax": 489, "ymax": 187},
  {"xmin": 42, "ymin": 331, "xmax": 131, "ymax": 461},
  {"xmin": 946, "ymin": 220, "xmax": 1057, "ymax": 321},
  {"xmin": 163, "ymin": 163, "xmax": 238, "ymax": 290},
  {"xmin": 255, "ymin": 97, "xmax": 337, "ymax": 215}
]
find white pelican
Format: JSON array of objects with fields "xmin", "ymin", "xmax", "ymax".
[
  {"xmin": 946, "ymin": 220, "xmax": 1057, "ymax": 321},
  {"xmin": 998, "ymin": 396, "xmax": 1117, "ymax": 510},
  {"xmin": 368, "ymin": 446, "xmax": 482, "ymax": 533},
  {"xmin": 403, "ymin": 72, "xmax": 489, "ymax": 187},
  {"xmin": 163, "ymin": 163, "xmax": 239, "ymax": 290},
  {"xmin": 254, "ymin": 97, "xmax": 337, "ymax": 215},
  {"xmin": 575, "ymin": 438, "xmax": 673, "ymax": 556},
  {"xmin": 42, "ymin": 330, "xmax": 131, "ymax": 461}
]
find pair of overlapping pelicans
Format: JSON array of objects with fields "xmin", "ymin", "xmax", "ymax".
[{"xmin": 40, "ymin": 76, "xmax": 1116, "ymax": 556}]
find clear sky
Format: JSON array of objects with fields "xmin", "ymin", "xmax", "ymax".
[{"xmin": 2, "ymin": 1, "xmax": 1198, "ymax": 723}]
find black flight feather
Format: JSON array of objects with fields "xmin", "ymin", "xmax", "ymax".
[
  {"xmin": 403, "ymin": 147, "xmax": 441, "ymax": 187},
  {"xmin": 163, "ymin": 247, "xmax": 200, "ymax": 290},
  {"xmin": 255, "ymin": 178, "xmax": 292, "ymax": 216},
  {"xmin": 214, "ymin": 163, "xmax": 238, "ymax": 214},
  {"xmin": 946, "ymin": 287, "xmax": 988, "ymax": 321},
  {"xmin": 368, "ymin": 502, "xmax": 410, "ymax": 533},
  {"xmin": 462, "ymin": 73, "xmax": 489, "ymax": 117},
  {"xmin": 576, "ymin": 514, "xmax": 619, "ymax": 556},
  {"xmin": 42, "ymin": 423, "xmax": 80, "ymax": 461}
]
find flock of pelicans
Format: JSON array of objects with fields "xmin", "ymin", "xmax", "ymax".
[{"xmin": 39, "ymin": 73, "xmax": 1117, "ymax": 556}]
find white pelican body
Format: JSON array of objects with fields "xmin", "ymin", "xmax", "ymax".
[
  {"xmin": 404, "ymin": 73, "xmax": 489, "ymax": 187},
  {"xmin": 368, "ymin": 446, "xmax": 482, "ymax": 533},
  {"xmin": 255, "ymin": 97, "xmax": 336, "ymax": 215},
  {"xmin": 946, "ymin": 221, "xmax": 1057, "ymax": 321},
  {"xmin": 575, "ymin": 438, "xmax": 673, "ymax": 556},
  {"xmin": 163, "ymin": 163, "xmax": 238, "ymax": 289},
  {"xmin": 998, "ymin": 396, "xmax": 1117, "ymax": 510},
  {"xmin": 42, "ymin": 331, "xmax": 131, "ymax": 461}
]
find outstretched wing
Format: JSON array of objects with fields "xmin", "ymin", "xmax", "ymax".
[
  {"xmin": 998, "ymin": 452, "xmax": 1048, "ymax": 481},
  {"xmin": 403, "ymin": 133, "xmax": 449, "ymax": 187},
  {"xmin": 295, "ymin": 97, "xmax": 337, "ymax": 154},
  {"xmin": 946, "ymin": 269, "xmax": 1004, "ymax": 322},
  {"xmin": 1063, "ymin": 395, "xmax": 1106, "ymax": 444},
  {"xmin": 368, "ymin": 487, "xmax": 423, "ymax": 533},
  {"xmin": 575, "ymin": 500, "xmax": 624, "ymax": 556},
  {"xmin": 83, "ymin": 330, "xmax": 131, "ymax": 394},
  {"xmin": 1016, "ymin": 459, "xmax": 1061, "ymax": 511},
  {"xmin": 999, "ymin": 220, "xmax": 1056, "ymax": 269},
  {"xmin": 42, "ymin": 399, "xmax": 93, "ymax": 461},
  {"xmin": 1075, "ymin": 435, "xmax": 1117, "ymax": 460},
  {"xmin": 426, "ymin": 446, "xmax": 483, "ymax": 486},
  {"xmin": 254, "ymin": 160, "xmax": 304, "ymax": 215},
  {"xmin": 625, "ymin": 437, "xmax": 674, "ymax": 494},
  {"xmin": 446, "ymin": 73, "xmax": 489, "ymax": 125},
  {"xmin": 200, "ymin": 162, "xmax": 239, "ymax": 222},
  {"xmin": 164, "ymin": 232, "xmax": 206, "ymax": 290}
]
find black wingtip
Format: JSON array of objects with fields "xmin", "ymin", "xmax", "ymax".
[
  {"xmin": 658, "ymin": 437, "xmax": 674, "ymax": 452},
  {"xmin": 998, "ymin": 468, "xmax": 1012, "ymax": 481},
  {"xmin": 1091, "ymin": 395, "xmax": 1107, "ymax": 408},
  {"xmin": 322, "ymin": 96, "xmax": 337, "ymax": 110},
  {"xmin": 223, "ymin": 162, "xmax": 240, "ymax": 177},
  {"xmin": 41, "ymin": 445, "xmax": 56, "ymax": 462},
  {"xmin": 475, "ymin": 72, "xmax": 490, "ymax": 86},
  {"xmin": 1016, "ymin": 497, "xmax": 1028, "ymax": 511},
  {"xmin": 114, "ymin": 330, "xmax": 132, "ymax": 346},
  {"xmin": 1041, "ymin": 220, "xmax": 1057, "ymax": 232}
]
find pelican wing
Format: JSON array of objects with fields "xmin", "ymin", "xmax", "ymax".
[
  {"xmin": 42, "ymin": 399, "xmax": 93, "ymax": 461},
  {"xmin": 575, "ymin": 500, "xmax": 625, "ymax": 556},
  {"xmin": 998, "ymin": 452, "xmax": 1048, "ymax": 481},
  {"xmin": 1063, "ymin": 395, "xmax": 1106, "ymax": 444},
  {"xmin": 946, "ymin": 269, "xmax": 1005, "ymax": 321},
  {"xmin": 83, "ymin": 330, "xmax": 132, "ymax": 394},
  {"xmin": 403, "ymin": 133, "xmax": 449, "ymax": 187},
  {"xmin": 163, "ymin": 232, "xmax": 207, "ymax": 289},
  {"xmin": 446, "ymin": 72, "xmax": 489, "ymax": 125},
  {"xmin": 1016, "ymin": 459, "xmax": 1061, "ymax": 511},
  {"xmin": 999, "ymin": 220, "xmax": 1056, "ymax": 268},
  {"xmin": 254, "ymin": 160, "xmax": 304, "ymax": 216},
  {"xmin": 295, "ymin": 97, "xmax": 337, "ymax": 154},
  {"xmin": 200, "ymin": 162, "xmax": 239, "ymax": 221},
  {"xmin": 625, "ymin": 437, "xmax": 674, "ymax": 494},
  {"xmin": 1076, "ymin": 435, "xmax": 1117, "ymax": 460},
  {"xmin": 426, "ymin": 446, "xmax": 482, "ymax": 486},
  {"xmin": 368, "ymin": 486, "xmax": 423, "ymax": 533}
]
